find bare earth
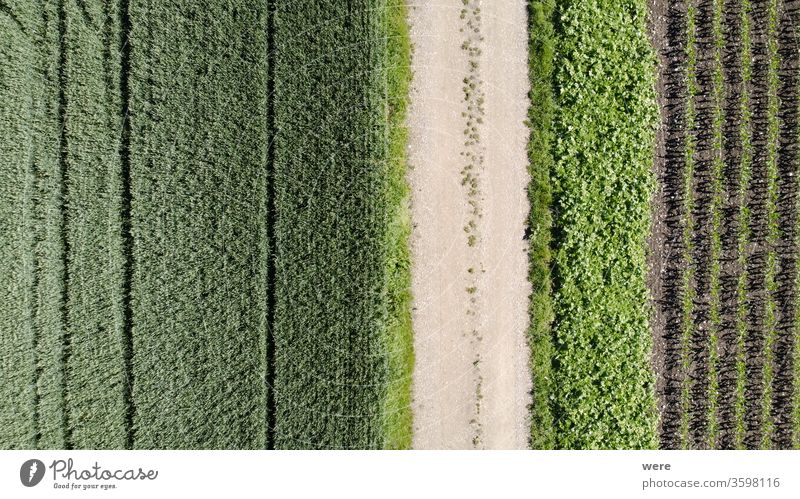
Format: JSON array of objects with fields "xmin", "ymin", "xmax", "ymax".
[{"xmin": 408, "ymin": 0, "xmax": 532, "ymax": 449}]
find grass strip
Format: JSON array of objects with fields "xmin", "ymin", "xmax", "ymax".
[
  {"xmin": 549, "ymin": 0, "xmax": 658, "ymax": 449},
  {"xmin": 128, "ymin": 0, "xmax": 270, "ymax": 449},
  {"xmin": 527, "ymin": 0, "xmax": 555, "ymax": 450},
  {"xmin": 382, "ymin": 0, "xmax": 413, "ymax": 450}
]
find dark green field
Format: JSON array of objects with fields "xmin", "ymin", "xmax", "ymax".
[
  {"xmin": 272, "ymin": 0, "xmax": 412, "ymax": 449},
  {"xmin": 0, "ymin": 0, "xmax": 411, "ymax": 450}
]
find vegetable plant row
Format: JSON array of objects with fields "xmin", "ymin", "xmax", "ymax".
[{"xmin": 528, "ymin": 0, "xmax": 660, "ymax": 449}]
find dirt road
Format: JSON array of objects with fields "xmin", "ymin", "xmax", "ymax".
[{"xmin": 408, "ymin": 0, "xmax": 532, "ymax": 449}]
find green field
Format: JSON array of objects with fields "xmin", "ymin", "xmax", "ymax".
[
  {"xmin": 128, "ymin": 0, "xmax": 269, "ymax": 449},
  {"xmin": 0, "ymin": 0, "xmax": 411, "ymax": 450},
  {"xmin": 272, "ymin": 0, "xmax": 412, "ymax": 449}
]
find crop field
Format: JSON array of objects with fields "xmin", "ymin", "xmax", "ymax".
[
  {"xmin": 0, "ymin": 0, "xmax": 411, "ymax": 450},
  {"xmin": 653, "ymin": 0, "xmax": 800, "ymax": 449},
  {"xmin": 6, "ymin": 0, "xmax": 800, "ymax": 452},
  {"xmin": 272, "ymin": 0, "xmax": 412, "ymax": 450}
]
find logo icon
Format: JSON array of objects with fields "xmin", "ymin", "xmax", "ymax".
[{"xmin": 20, "ymin": 459, "xmax": 45, "ymax": 487}]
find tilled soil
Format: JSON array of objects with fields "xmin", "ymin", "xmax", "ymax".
[{"xmin": 653, "ymin": 0, "xmax": 800, "ymax": 449}]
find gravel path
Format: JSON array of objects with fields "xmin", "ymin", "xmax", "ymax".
[{"xmin": 408, "ymin": 0, "xmax": 532, "ymax": 449}]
